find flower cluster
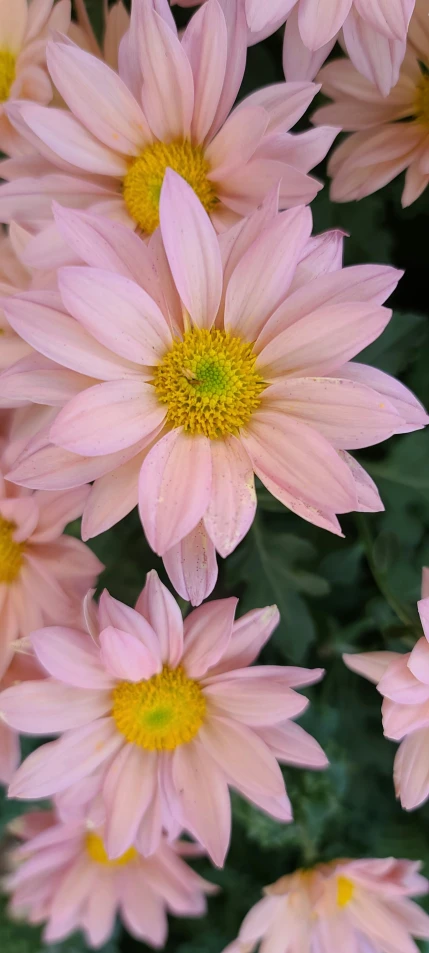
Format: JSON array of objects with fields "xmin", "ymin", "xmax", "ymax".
[{"xmin": 0, "ymin": 0, "xmax": 427, "ymax": 949}]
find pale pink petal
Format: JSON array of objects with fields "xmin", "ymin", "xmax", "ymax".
[
  {"xmin": 207, "ymin": 0, "xmax": 247, "ymax": 139},
  {"xmin": 220, "ymin": 157, "xmax": 321, "ymax": 217},
  {"xmin": 383, "ymin": 697, "xmax": 429, "ymax": 740},
  {"xmin": 25, "ymin": 485, "xmax": 90, "ymax": 544},
  {"xmin": 249, "ymin": 471, "xmax": 344, "ymax": 535},
  {"xmin": 135, "ymin": 784, "xmax": 163, "ymax": 857},
  {"xmin": 208, "ymin": 605, "xmax": 280, "ymax": 675},
  {"xmin": 9, "ymin": 718, "xmax": 122, "ymax": 799},
  {"xmin": 283, "ymin": 8, "xmax": 336, "ymax": 82},
  {"xmin": 408, "ymin": 637, "xmax": 429, "ymax": 686},
  {"xmin": 49, "ymin": 380, "xmax": 165, "ymax": 456},
  {"xmin": 0, "ymin": 721, "xmax": 20, "ymax": 784},
  {"xmin": 239, "ymin": 895, "xmax": 281, "ymax": 943},
  {"xmin": 0, "ymin": 680, "xmax": 111, "ymax": 733},
  {"xmin": 343, "ymin": 651, "xmax": 400, "ymax": 684},
  {"xmin": 290, "ymin": 229, "xmax": 345, "ymax": 292},
  {"xmin": 47, "ymin": 41, "xmax": 151, "ymax": 154},
  {"xmin": 205, "ymin": 678, "xmax": 308, "ymax": 725},
  {"xmin": 337, "ymin": 362, "xmax": 428, "ymax": 432},
  {"xmin": 239, "ymin": 80, "xmax": 320, "ymax": 135},
  {"xmin": 163, "ymin": 521, "xmax": 218, "ymax": 607},
  {"xmin": 245, "ymin": 0, "xmax": 295, "ymax": 34},
  {"xmin": 172, "ymin": 739, "xmax": 231, "ymax": 866},
  {"xmin": 343, "ymin": 8, "xmax": 406, "ymax": 96},
  {"xmin": 354, "ymin": 0, "xmax": 414, "ymax": 40},
  {"xmin": 182, "ymin": 597, "xmax": 237, "ymax": 678},
  {"xmin": 206, "ymin": 107, "xmax": 268, "ymax": 180},
  {"xmin": 103, "ymin": 743, "xmax": 157, "ymax": 858},
  {"xmin": 182, "ymin": 0, "xmax": 227, "ymax": 143},
  {"xmin": 0, "ymin": 0, "xmax": 27, "ymax": 49},
  {"xmin": 138, "ymin": 428, "xmax": 212, "ymax": 555},
  {"xmin": 99, "ymin": 626, "xmax": 160, "ymax": 682},
  {"xmin": 200, "ymin": 715, "xmax": 285, "ymax": 797},
  {"xmin": 159, "ymin": 169, "xmax": 222, "ymax": 330},
  {"xmin": 17, "ymin": 104, "xmax": 128, "ymax": 176},
  {"xmin": 137, "ymin": 3, "xmax": 194, "ymax": 140},
  {"xmin": 82, "ymin": 874, "xmax": 117, "ymax": 948},
  {"xmin": 224, "ymin": 206, "xmax": 312, "ymax": 341},
  {"xmin": 135, "ymin": 570, "xmax": 183, "ymax": 668},
  {"xmin": 241, "ymin": 411, "xmax": 357, "ymax": 514},
  {"xmin": 378, "ymin": 655, "xmax": 429, "ymax": 705},
  {"xmin": 204, "ymin": 437, "xmax": 256, "ymax": 558},
  {"xmin": 58, "ymin": 267, "xmax": 171, "ymax": 365},
  {"xmin": 418, "ymin": 598, "xmax": 429, "ymax": 642},
  {"xmin": 31, "ymin": 626, "xmax": 111, "ymax": 689},
  {"xmin": 395, "ymin": 731, "xmax": 429, "ymax": 810},
  {"xmin": 119, "ymin": 866, "xmax": 167, "ymax": 945},
  {"xmin": 7, "ymin": 441, "xmax": 146, "ymax": 492},
  {"xmin": 98, "ymin": 590, "xmax": 161, "ymax": 664},
  {"xmin": 81, "ymin": 450, "xmax": 144, "ymax": 539},
  {"xmin": 258, "ymin": 720, "xmax": 328, "ymax": 768},
  {"xmin": 299, "ymin": 0, "xmax": 353, "ymax": 49}
]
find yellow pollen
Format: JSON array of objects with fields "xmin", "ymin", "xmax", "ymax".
[
  {"xmin": 153, "ymin": 328, "xmax": 266, "ymax": 439},
  {"xmin": 0, "ymin": 50, "xmax": 16, "ymax": 102},
  {"xmin": 414, "ymin": 72, "xmax": 429, "ymax": 125},
  {"xmin": 336, "ymin": 876, "xmax": 354, "ymax": 908},
  {"xmin": 0, "ymin": 516, "xmax": 24, "ymax": 583},
  {"xmin": 123, "ymin": 139, "xmax": 218, "ymax": 234},
  {"xmin": 112, "ymin": 665, "xmax": 206, "ymax": 751},
  {"xmin": 86, "ymin": 832, "xmax": 137, "ymax": 867}
]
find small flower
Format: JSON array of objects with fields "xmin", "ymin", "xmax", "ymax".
[
  {"xmin": 2, "ymin": 571, "xmax": 327, "ymax": 866},
  {"xmin": 223, "ymin": 857, "xmax": 429, "ymax": 953},
  {"xmin": 4, "ymin": 809, "xmax": 215, "ymax": 948},
  {"xmin": 344, "ymin": 570, "xmax": 429, "ymax": 811},
  {"xmin": 0, "ymin": 0, "xmax": 71, "ymax": 155},
  {"xmin": 313, "ymin": 1, "xmax": 429, "ymax": 205}
]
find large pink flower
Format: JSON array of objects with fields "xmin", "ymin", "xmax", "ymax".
[
  {"xmin": 2, "ymin": 171, "xmax": 426, "ymax": 602},
  {"xmin": 1, "ymin": 571, "xmax": 327, "ymax": 866},
  {"xmin": 222, "ymin": 857, "xmax": 429, "ymax": 953},
  {"xmin": 4, "ymin": 809, "xmax": 215, "ymax": 947},
  {"xmin": 0, "ymin": 0, "xmax": 71, "ymax": 155},
  {"xmin": 0, "ymin": 420, "xmax": 102, "ymax": 677},
  {"xmin": 313, "ymin": 1, "xmax": 429, "ymax": 205},
  {"xmin": 344, "ymin": 577, "xmax": 429, "ymax": 812},
  {"xmin": 0, "ymin": 0, "xmax": 338, "ymax": 269}
]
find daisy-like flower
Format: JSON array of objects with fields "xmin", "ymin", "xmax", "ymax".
[
  {"xmin": 222, "ymin": 857, "xmax": 429, "ymax": 953},
  {"xmin": 0, "ymin": 422, "xmax": 102, "ymax": 677},
  {"xmin": 1, "ymin": 571, "xmax": 328, "ymax": 866},
  {"xmin": 0, "ymin": 651, "xmax": 42, "ymax": 784},
  {"xmin": 2, "ymin": 171, "xmax": 427, "ymax": 601},
  {"xmin": 0, "ymin": 0, "xmax": 70, "ymax": 155},
  {"xmin": 344, "ymin": 574, "xmax": 429, "ymax": 812},
  {"xmin": 0, "ymin": 0, "xmax": 338, "ymax": 267},
  {"xmin": 4, "ymin": 809, "xmax": 216, "ymax": 947},
  {"xmin": 313, "ymin": 0, "xmax": 429, "ymax": 205}
]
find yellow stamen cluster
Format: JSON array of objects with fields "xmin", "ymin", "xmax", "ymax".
[
  {"xmin": 123, "ymin": 139, "xmax": 218, "ymax": 234},
  {"xmin": 86, "ymin": 832, "xmax": 137, "ymax": 867},
  {"xmin": 0, "ymin": 515, "xmax": 24, "ymax": 584},
  {"xmin": 112, "ymin": 665, "xmax": 207, "ymax": 751},
  {"xmin": 0, "ymin": 50, "xmax": 16, "ymax": 102},
  {"xmin": 414, "ymin": 72, "xmax": 429, "ymax": 125},
  {"xmin": 153, "ymin": 328, "xmax": 266, "ymax": 439},
  {"xmin": 336, "ymin": 875, "xmax": 354, "ymax": 908}
]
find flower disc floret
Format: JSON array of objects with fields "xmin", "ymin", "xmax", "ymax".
[
  {"xmin": 123, "ymin": 140, "xmax": 218, "ymax": 234},
  {"xmin": 336, "ymin": 875, "xmax": 354, "ymax": 907},
  {"xmin": 0, "ymin": 516, "xmax": 24, "ymax": 583},
  {"xmin": 0, "ymin": 50, "xmax": 16, "ymax": 102},
  {"xmin": 112, "ymin": 665, "xmax": 207, "ymax": 751},
  {"xmin": 86, "ymin": 832, "xmax": 137, "ymax": 867},
  {"xmin": 153, "ymin": 328, "xmax": 266, "ymax": 439}
]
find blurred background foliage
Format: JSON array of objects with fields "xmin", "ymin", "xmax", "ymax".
[{"xmin": 1, "ymin": 2, "xmax": 429, "ymax": 951}]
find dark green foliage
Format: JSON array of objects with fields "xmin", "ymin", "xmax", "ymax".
[{"xmin": 2, "ymin": 3, "xmax": 429, "ymax": 951}]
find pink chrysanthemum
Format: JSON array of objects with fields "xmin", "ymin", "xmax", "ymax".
[
  {"xmin": 0, "ymin": 651, "xmax": 42, "ymax": 784},
  {"xmin": 4, "ymin": 809, "xmax": 215, "ymax": 948},
  {"xmin": 0, "ymin": 421, "xmax": 102, "ymax": 677},
  {"xmin": 0, "ymin": 0, "xmax": 338, "ymax": 267},
  {"xmin": 222, "ymin": 857, "xmax": 429, "ymax": 953},
  {"xmin": 0, "ymin": 0, "xmax": 71, "ymax": 155},
  {"xmin": 344, "ymin": 572, "xmax": 429, "ymax": 811},
  {"xmin": 313, "ymin": 0, "xmax": 429, "ymax": 205},
  {"xmin": 1, "ymin": 571, "xmax": 327, "ymax": 866},
  {"xmin": 2, "ymin": 171, "xmax": 427, "ymax": 601}
]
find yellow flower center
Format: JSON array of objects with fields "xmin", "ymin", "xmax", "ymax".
[
  {"xmin": 336, "ymin": 876, "xmax": 354, "ymax": 908},
  {"xmin": 112, "ymin": 665, "xmax": 206, "ymax": 751},
  {"xmin": 0, "ymin": 516, "xmax": 24, "ymax": 583},
  {"xmin": 153, "ymin": 328, "xmax": 266, "ymax": 439},
  {"xmin": 0, "ymin": 50, "xmax": 16, "ymax": 102},
  {"xmin": 123, "ymin": 139, "xmax": 218, "ymax": 234},
  {"xmin": 86, "ymin": 832, "xmax": 137, "ymax": 867},
  {"xmin": 414, "ymin": 72, "xmax": 429, "ymax": 125}
]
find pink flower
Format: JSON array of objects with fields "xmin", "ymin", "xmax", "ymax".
[
  {"xmin": 0, "ymin": 0, "xmax": 338, "ymax": 265},
  {"xmin": 0, "ymin": 422, "xmax": 102, "ymax": 677},
  {"xmin": 223, "ymin": 857, "xmax": 429, "ymax": 953},
  {"xmin": 1, "ymin": 570, "xmax": 327, "ymax": 866},
  {"xmin": 0, "ymin": 650, "xmax": 42, "ymax": 784},
  {"xmin": 247, "ymin": 0, "xmax": 415, "ymax": 96},
  {"xmin": 344, "ymin": 578, "xmax": 429, "ymax": 812},
  {"xmin": 4, "ymin": 809, "xmax": 215, "ymax": 947},
  {"xmin": 3, "ymin": 171, "xmax": 426, "ymax": 601},
  {"xmin": 313, "ymin": 1, "xmax": 429, "ymax": 205},
  {"xmin": 0, "ymin": 0, "xmax": 71, "ymax": 155}
]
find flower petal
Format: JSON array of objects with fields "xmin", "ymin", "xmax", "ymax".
[
  {"xmin": 205, "ymin": 678, "xmax": 308, "ymax": 725},
  {"xmin": 31, "ymin": 626, "xmax": 114, "ymax": 689},
  {"xmin": 137, "ymin": 2, "xmax": 194, "ymax": 140},
  {"xmin": 16, "ymin": 103, "xmax": 128, "ymax": 176},
  {"xmin": 182, "ymin": 597, "xmax": 237, "ymax": 678},
  {"xmin": 0, "ymin": 680, "xmax": 111, "ymax": 733},
  {"xmin": 394, "ymin": 730, "xmax": 429, "ymax": 811},
  {"xmin": 204, "ymin": 437, "xmax": 256, "ymax": 558},
  {"xmin": 172, "ymin": 739, "xmax": 231, "ymax": 867},
  {"xmin": 182, "ymin": 0, "xmax": 228, "ymax": 142},
  {"xmin": 258, "ymin": 721, "xmax": 328, "ymax": 768},
  {"xmin": 343, "ymin": 651, "xmax": 400, "ymax": 684},
  {"xmin": 208, "ymin": 605, "xmax": 280, "ymax": 675},
  {"xmin": 135, "ymin": 570, "xmax": 184, "ymax": 668},
  {"xmin": 200, "ymin": 715, "xmax": 285, "ymax": 796},
  {"xmin": 163, "ymin": 521, "xmax": 218, "ymax": 607},
  {"xmin": 103, "ymin": 744, "xmax": 158, "ymax": 858},
  {"xmin": 99, "ymin": 626, "xmax": 160, "ymax": 681},
  {"xmin": 98, "ymin": 590, "xmax": 161, "ymax": 665}
]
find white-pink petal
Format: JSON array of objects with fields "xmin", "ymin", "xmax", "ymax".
[
  {"xmin": 135, "ymin": 570, "xmax": 184, "ymax": 668},
  {"xmin": 204, "ymin": 437, "xmax": 256, "ymax": 558},
  {"xmin": 31, "ymin": 626, "xmax": 114, "ymax": 689},
  {"xmin": 99, "ymin": 626, "xmax": 161, "ymax": 681},
  {"xmin": 183, "ymin": 597, "xmax": 237, "ymax": 678},
  {"xmin": 172, "ymin": 739, "xmax": 231, "ymax": 867}
]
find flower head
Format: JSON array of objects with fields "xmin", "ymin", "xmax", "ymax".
[
  {"xmin": 313, "ymin": 0, "xmax": 429, "ymax": 205},
  {"xmin": 2, "ymin": 570, "xmax": 327, "ymax": 866},
  {"xmin": 4, "ymin": 809, "xmax": 215, "ymax": 947},
  {"xmin": 0, "ymin": 0, "xmax": 71, "ymax": 155},
  {"xmin": 0, "ymin": 0, "xmax": 338, "ymax": 261},
  {"xmin": 2, "ymin": 171, "xmax": 426, "ymax": 602},
  {"xmin": 223, "ymin": 857, "xmax": 429, "ymax": 953},
  {"xmin": 344, "ymin": 570, "xmax": 429, "ymax": 812}
]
